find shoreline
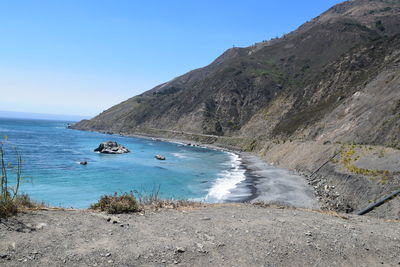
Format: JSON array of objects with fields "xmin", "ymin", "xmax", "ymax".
[
  {"xmin": 125, "ymin": 132, "xmax": 319, "ymax": 208},
  {"xmin": 70, "ymin": 128, "xmax": 319, "ymax": 209}
]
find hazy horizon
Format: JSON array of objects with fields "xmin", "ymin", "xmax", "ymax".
[
  {"xmin": 0, "ymin": 0, "xmax": 343, "ymax": 116},
  {"xmin": 0, "ymin": 110, "xmax": 91, "ymax": 121}
]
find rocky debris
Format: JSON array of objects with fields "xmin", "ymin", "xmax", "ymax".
[
  {"xmin": 105, "ymin": 217, "xmax": 119, "ymax": 224},
  {"xmin": 175, "ymin": 247, "xmax": 185, "ymax": 253},
  {"xmin": 1, "ymin": 205, "xmax": 400, "ymax": 266},
  {"xmin": 35, "ymin": 223, "xmax": 47, "ymax": 230},
  {"xmin": 94, "ymin": 141, "xmax": 129, "ymax": 154},
  {"xmin": 0, "ymin": 253, "xmax": 10, "ymax": 260},
  {"xmin": 186, "ymin": 143, "xmax": 199, "ymax": 147},
  {"xmin": 155, "ymin": 154, "xmax": 166, "ymax": 160}
]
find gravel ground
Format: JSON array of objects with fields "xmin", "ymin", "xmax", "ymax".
[
  {"xmin": 241, "ymin": 154, "xmax": 319, "ymax": 208},
  {"xmin": 1, "ymin": 204, "xmax": 399, "ymax": 267}
]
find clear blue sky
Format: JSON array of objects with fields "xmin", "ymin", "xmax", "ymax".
[{"xmin": 0, "ymin": 0, "xmax": 343, "ymax": 117}]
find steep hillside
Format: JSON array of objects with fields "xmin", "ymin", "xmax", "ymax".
[
  {"xmin": 242, "ymin": 34, "xmax": 400, "ymax": 146},
  {"xmin": 73, "ymin": 0, "xmax": 400, "ymax": 143}
]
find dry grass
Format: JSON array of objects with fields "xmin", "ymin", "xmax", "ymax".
[
  {"xmin": 90, "ymin": 187, "xmax": 208, "ymax": 214},
  {"xmin": 132, "ymin": 185, "xmax": 206, "ymax": 212},
  {"xmin": 0, "ymin": 198, "xmax": 18, "ymax": 218},
  {"xmin": 336, "ymin": 144, "xmax": 394, "ymax": 184},
  {"xmin": 0, "ymin": 194, "xmax": 44, "ymax": 218},
  {"xmin": 90, "ymin": 192, "xmax": 141, "ymax": 214}
]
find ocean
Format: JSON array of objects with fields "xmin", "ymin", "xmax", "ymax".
[{"xmin": 0, "ymin": 117, "xmax": 247, "ymax": 208}]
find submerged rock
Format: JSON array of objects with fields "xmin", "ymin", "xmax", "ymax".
[
  {"xmin": 94, "ymin": 141, "xmax": 129, "ymax": 154},
  {"xmin": 155, "ymin": 154, "xmax": 166, "ymax": 160}
]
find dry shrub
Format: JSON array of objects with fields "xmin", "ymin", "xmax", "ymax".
[
  {"xmin": 0, "ymin": 194, "xmax": 41, "ymax": 218},
  {"xmin": 0, "ymin": 197, "xmax": 18, "ymax": 218},
  {"xmin": 14, "ymin": 194, "xmax": 43, "ymax": 209},
  {"xmin": 90, "ymin": 192, "xmax": 141, "ymax": 214}
]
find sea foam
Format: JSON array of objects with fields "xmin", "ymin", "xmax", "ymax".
[{"xmin": 205, "ymin": 152, "xmax": 246, "ymax": 202}]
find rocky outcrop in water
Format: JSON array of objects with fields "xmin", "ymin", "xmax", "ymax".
[
  {"xmin": 94, "ymin": 141, "xmax": 129, "ymax": 154},
  {"xmin": 155, "ymin": 154, "xmax": 166, "ymax": 160}
]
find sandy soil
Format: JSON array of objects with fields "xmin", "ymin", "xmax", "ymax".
[{"xmin": 1, "ymin": 204, "xmax": 399, "ymax": 267}]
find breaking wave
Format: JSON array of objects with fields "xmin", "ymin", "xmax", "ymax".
[{"xmin": 205, "ymin": 152, "xmax": 246, "ymax": 202}]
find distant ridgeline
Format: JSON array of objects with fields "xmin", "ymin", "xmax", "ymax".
[{"xmin": 73, "ymin": 0, "xmax": 400, "ymax": 150}]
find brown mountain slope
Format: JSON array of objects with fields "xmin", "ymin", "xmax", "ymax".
[
  {"xmin": 73, "ymin": 0, "xmax": 400, "ymax": 146},
  {"xmin": 242, "ymin": 34, "xmax": 400, "ymax": 146}
]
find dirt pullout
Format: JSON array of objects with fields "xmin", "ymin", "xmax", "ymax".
[{"xmin": 1, "ymin": 204, "xmax": 399, "ymax": 266}]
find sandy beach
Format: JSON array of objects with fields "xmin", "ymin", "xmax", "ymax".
[
  {"xmin": 239, "ymin": 153, "xmax": 319, "ymax": 208},
  {"xmin": 124, "ymin": 133, "xmax": 319, "ymax": 209}
]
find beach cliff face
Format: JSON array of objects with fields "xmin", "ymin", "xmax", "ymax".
[{"xmin": 72, "ymin": 0, "xmax": 400, "ymax": 219}]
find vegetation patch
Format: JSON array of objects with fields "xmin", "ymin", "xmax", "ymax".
[
  {"xmin": 273, "ymin": 94, "xmax": 339, "ymax": 136},
  {"xmin": 90, "ymin": 192, "xmax": 141, "ymax": 214},
  {"xmin": 243, "ymin": 139, "xmax": 258, "ymax": 152},
  {"xmin": 336, "ymin": 144, "xmax": 394, "ymax": 184},
  {"xmin": 91, "ymin": 186, "xmax": 205, "ymax": 214},
  {"xmin": 0, "ymin": 138, "xmax": 40, "ymax": 218},
  {"xmin": 1, "ymin": 139, "xmax": 22, "ymax": 190}
]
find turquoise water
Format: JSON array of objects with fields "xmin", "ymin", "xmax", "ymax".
[{"xmin": 0, "ymin": 118, "xmax": 246, "ymax": 208}]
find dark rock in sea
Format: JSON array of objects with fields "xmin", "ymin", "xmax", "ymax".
[
  {"xmin": 94, "ymin": 141, "xmax": 130, "ymax": 154},
  {"xmin": 155, "ymin": 154, "xmax": 166, "ymax": 160},
  {"xmin": 80, "ymin": 161, "xmax": 88, "ymax": 165}
]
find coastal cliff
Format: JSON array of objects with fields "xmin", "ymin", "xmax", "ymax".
[{"xmin": 72, "ymin": 0, "xmax": 400, "ymax": 218}]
